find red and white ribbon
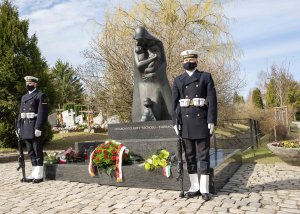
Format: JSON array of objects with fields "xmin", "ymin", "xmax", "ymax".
[
  {"xmin": 88, "ymin": 149, "xmax": 97, "ymax": 177},
  {"xmin": 115, "ymin": 143, "xmax": 126, "ymax": 182}
]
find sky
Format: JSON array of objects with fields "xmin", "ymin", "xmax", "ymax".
[{"xmin": 6, "ymin": 0, "xmax": 300, "ymax": 98}]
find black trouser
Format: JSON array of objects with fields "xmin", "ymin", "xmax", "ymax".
[
  {"xmin": 24, "ymin": 138, "xmax": 43, "ymax": 166},
  {"xmin": 183, "ymin": 137, "xmax": 210, "ymax": 174}
]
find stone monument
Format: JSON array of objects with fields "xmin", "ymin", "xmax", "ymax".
[
  {"xmin": 132, "ymin": 26, "xmax": 172, "ymax": 122},
  {"xmin": 44, "ymin": 27, "xmax": 242, "ymax": 194}
]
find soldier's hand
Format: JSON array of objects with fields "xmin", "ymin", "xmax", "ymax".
[
  {"xmin": 208, "ymin": 123, "xmax": 215, "ymax": 135},
  {"xmin": 173, "ymin": 125, "xmax": 179, "ymax": 135},
  {"xmin": 15, "ymin": 129, "xmax": 20, "ymax": 137},
  {"xmin": 35, "ymin": 129, "xmax": 42, "ymax": 137}
]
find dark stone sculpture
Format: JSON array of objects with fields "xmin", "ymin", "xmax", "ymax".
[
  {"xmin": 132, "ymin": 27, "xmax": 172, "ymax": 122},
  {"xmin": 140, "ymin": 98, "xmax": 156, "ymax": 122}
]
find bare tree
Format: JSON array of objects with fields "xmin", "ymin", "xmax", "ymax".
[
  {"xmin": 79, "ymin": 0, "xmax": 243, "ymax": 122},
  {"xmin": 262, "ymin": 62, "xmax": 294, "ymax": 108}
]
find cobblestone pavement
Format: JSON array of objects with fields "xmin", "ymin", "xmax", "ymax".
[{"xmin": 1, "ymin": 162, "xmax": 300, "ymax": 214}]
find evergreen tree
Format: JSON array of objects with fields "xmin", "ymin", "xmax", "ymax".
[
  {"xmin": 0, "ymin": 0, "xmax": 56, "ymax": 148},
  {"xmin": 50, "ymin": 59, "xmax": 84, "ymax": 108},
  {"xmin": 252, "ymin": 88, "xmax": 264, "ymax": 109},
  {"xmin": 287, "ymin": 81, "xmax": 300, "ymax": 120},
  {"xmin": 233, "ymin": 91, "xmax": 244, "ymax": 104},
  {"xmin": 265, "ymin": 78, "xmax": 279, "ymax": 108}
]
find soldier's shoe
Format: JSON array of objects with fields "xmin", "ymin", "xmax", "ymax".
[
  {"xmin": 32, "ymin": 178, "xmax": 43, "ymax": 183},
  {"xmin": 202, "ymin": 193, "xmax": 212, "ymax": 201},
  {"xmin": 184, "ymin": 190, "xmax": 201, "ymax": 198},
  {"xmin": 22, "ymin": 178, "xmax": 33, "ymax": 182}
]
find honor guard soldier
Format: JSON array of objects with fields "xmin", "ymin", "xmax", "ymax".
[
  {"xmin": 172, "ymin": 50, "xmax": 217, "ymax": 201},
  {"xmin": 17, "ymin": 76, "xmax": 48, "ymax": 183}
]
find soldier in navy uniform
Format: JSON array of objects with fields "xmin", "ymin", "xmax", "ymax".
[
  {"xmin": 17, "ymin": 76, "xmax": 48, "ymax": 183},
  {"xmin": 172, "ymin": 50, "xmax": 217, "ymax": 201}
]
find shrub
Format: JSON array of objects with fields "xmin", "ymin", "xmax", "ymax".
[{"xmin": 271, "ymin": 124, "xmax": 288, "ymax": 141}]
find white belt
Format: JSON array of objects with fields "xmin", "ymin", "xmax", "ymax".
[
  {"xmin": 20, "ymin": 112, "xmax": 38, "ymax": 119},
  {"xmin": 179, "ymin": 98, "xmax": 205, "ymax": 107}
]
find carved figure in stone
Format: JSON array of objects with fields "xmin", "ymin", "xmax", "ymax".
[
  {"xmin": 140, "ymin": 98, "xmax": 156, "ymax": 122},
  {"xmin": 132, "ymin": 26, "xmax": 172, "ymax": 122}
]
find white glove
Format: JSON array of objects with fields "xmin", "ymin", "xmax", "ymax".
[
  {"xmin": 35, "ymin": 129, "xmax": 42, "ymax": 137},
  {"xmin": 15, "ymin": 129, "xmax": 20, "ymax": 137},
  {"xmin": 173, "ymin": 125, "xmax": 179, "ymax": 135},
  {"xmin": 208, "ymin": 123, "xmax": 215, "ymax": 135}
]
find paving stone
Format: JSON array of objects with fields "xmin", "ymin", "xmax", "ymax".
[
  {"xmin": 132, "ymin": 212, "xmax": 146, "ymax": 214},
  {"xmin": 179, "ymin": 207, "xmax": 199, "ymax": 213},
  {"xmin": 283, "ymin": 200, "xmax": 297, "ymax": 205},
  {"xmin": 222, "ymin": 202, "xmax": 239, "ymax": 208},
  {"xmin": 165, "ymin": 211, "xmax": 180, "ymax": 214},
  {"xmin": 0, "ymin": 161, "xmax": 300, "ymax": 214},
  {"xmin": 196, "ymin": 211, "xmax": 217, "ymax": 214},
  {"xmin": 199, "ymin": 204, "xmax": 215, "ymax": 211},
  {"xmin": 186, "ymin": 202, "xmax": 201, "ymax": 209},
  {"xmin": 126, "ymin": 204, "xmax": 143, "ymax": 211},
  {"xmin": 240, "ymin": 206, "xmax": 258, "ymax": 212},
  {"xmin": 149, "ymin": 207, "xmax": 168, "ymax": 214},
  {"xmin": 139, "ymin": 206, "xmax": 155, "ymax": 213},
  {"xmin": 111, "ymin": 208, "xmax": 133, "ymax": 214},
  {"xmin": 235, "ymin": 200, "xmax": 249, "ymax": 207},
  {"xmin": 280, "ymin": 208, "xmax": 300, "ymax": 213},
  {"xmin": 278, "ymin": 203, "xmax": 298, "ymax": 209},
  {"xmin": 248, "ymin": 202, "xmax": 261, "ymax": 208},
  {"xmin": 229, "ymin": 208, "xmax": 245, "ymax": 213},
  {"xmin": 144, "ymin": 197, "xmax": 164, "ymax": 204},
  {"xmin": 256, "ymin": 208, "xmax": 276, "ymax": 214},
  {"xmin": 263, "ymin": 205, "xmax": 280, "ymax": 211},
  {"xmin": 213, "ymin": 206, "xmax": 228, "ymax": 212}
]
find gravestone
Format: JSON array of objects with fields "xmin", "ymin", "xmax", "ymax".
[
  {"xmin": 62, "ymin": 109, "xmax": 75, "ymax": 127},
  {"xmin": 48, "ymin": 113, "xmax": 57, "ymax": 126}
]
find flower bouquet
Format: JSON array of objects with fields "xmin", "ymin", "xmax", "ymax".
[
  {"xmin": 59, "ymin": 147, "xmax": 83, "ymax": 164},
  {"xmin": 144, "ymin": 149, "xmax": 174, "ymax": 178},
  {"xmin": 44, "ymin": 152, "xmax": 59, "ymax": 164},
  {"xmin": 89, "ymin": 139, "xmax": 130, "ymax": 182}
]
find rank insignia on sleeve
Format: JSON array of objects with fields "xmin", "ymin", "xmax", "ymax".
[{"xmin": 42, "ymin": 97, "xmax": 48, "ymax": 104}]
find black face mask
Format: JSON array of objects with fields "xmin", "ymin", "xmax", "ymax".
[
  {"xmin": 183, "ymin": 62, "xmax": 197, "ymax": 71},
  {"xmin": 26, "ymin": 85, "xmax": 35, "ymax": 91}
]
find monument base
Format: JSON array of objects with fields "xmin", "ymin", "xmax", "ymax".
[{"xmin": 44, "ymin": 148, "xmax": 241, "ymax": 193}]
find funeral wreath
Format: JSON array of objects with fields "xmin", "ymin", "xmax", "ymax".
[{"xmin": 89, "ymin": 140, "xmax": 130, "ymax": 181}]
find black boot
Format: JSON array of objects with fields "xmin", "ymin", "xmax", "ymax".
[
  {"xmin": 22, "ymin": 178, "xmax": 33, "ymax": 182},
  {"xmin": 184, "ymin": 190, "xmax": 201, "ymax": 198},
  {"xmin": 32, "ymin": 178, "xmax": 43, "ymax": 183},
  {"xmin": 202, "ymin": 193, "xmax": 212, "ymax": 201}
]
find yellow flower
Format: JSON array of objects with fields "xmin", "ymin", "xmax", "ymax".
[{"xmin": 145, "ymin": 162, "xmax": 151, "ymax": 171}]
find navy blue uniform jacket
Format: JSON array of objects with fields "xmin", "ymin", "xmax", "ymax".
[
  {"xmin": 172, "ymin": 70, "xmax": 217, "ymax": 139},
  {"xmin": 18, "ymin": 90, "xmax": 48, "ymax": 140}
]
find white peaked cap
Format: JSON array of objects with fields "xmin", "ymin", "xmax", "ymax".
[
  {"xmin": 24, "ymin": 76, "xmax": 39, "ymax": 82},
  {"xmin": 180, "ymin": 50, "xmax": 200, "ymax": 59}
]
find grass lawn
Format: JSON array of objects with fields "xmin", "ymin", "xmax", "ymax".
[
  {"xmin": 0, "ymin": 148, "xmax": 17, "ymax": 153},
  {"xmin": 242, "ymin": 134, "xmax": 282, "ymax": 164},
  {"xmin": 242, "ymin": 123, "xmax": 300, "ymax": 164},
  {"xmin": 215, "ymin": 122, "xmax": 250, "ymax": 138},
  {"xmin": 44, "ymin": 132, "xmax": 109, "ymax": 150}
]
